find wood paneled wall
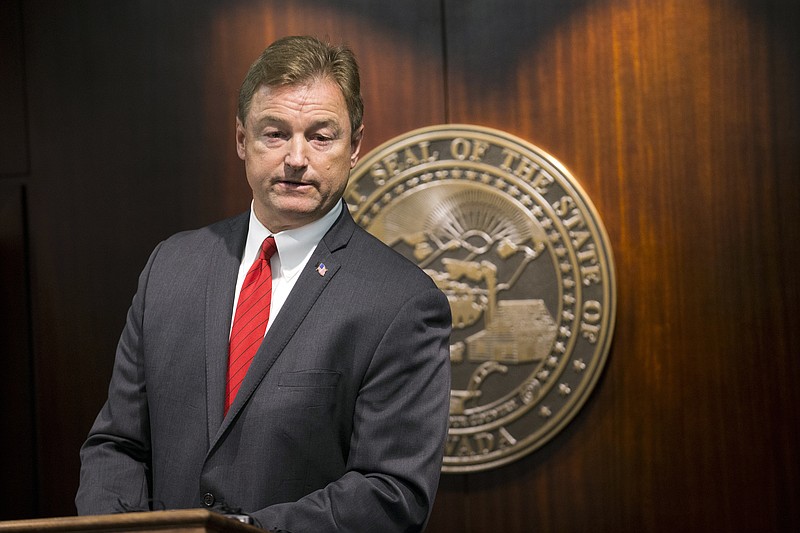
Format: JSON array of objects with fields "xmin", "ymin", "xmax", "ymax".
[
  {"xmin": 3, "ymin": 0, "xmax": 798, "ymax": 530},
  {"xmin": 1, "ymin": 0, "xmax": 36, "ymax": 520}
]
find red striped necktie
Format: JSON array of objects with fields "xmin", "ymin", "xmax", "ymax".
[{"xmin": 225, "ymin": 236, "xmax": 277, "ymax": 414}]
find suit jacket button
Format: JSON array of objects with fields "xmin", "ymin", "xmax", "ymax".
[{"xmin": 202, "ymin": 492, "xmax": 215, "ymax": 507}]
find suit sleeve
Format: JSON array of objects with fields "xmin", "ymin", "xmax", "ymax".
[
  {"xmin": 75, "ymin": 244, "xmax": 161, "ymax": 514},
  {"xmin": 253, "ymin": 286, "xmax": 452, "ymax": 533}
]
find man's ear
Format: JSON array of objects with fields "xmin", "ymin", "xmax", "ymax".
[
  {"xmin": 236, "ymin": 118, "xmax": 247, "ymax": 161},
  {"xmin": 350, "ymin": 124, "xmax": 365, "ymax": 168}
]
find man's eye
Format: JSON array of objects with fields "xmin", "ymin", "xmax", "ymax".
[{"xmin": 263, "ymin": 131, "xmax": 286, "ymax": 139}]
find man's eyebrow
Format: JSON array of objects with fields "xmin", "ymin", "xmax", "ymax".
[
  {"xmin": 249, "ymin": 116, "xmax": 345, "ymax": 136},
  {"xmin": 310, "ymin": 119, "xmax": 344, "ymax": 135},
  {"xmin": 251, "ymin": 115, "xmax": 286, "ymax": 128}
]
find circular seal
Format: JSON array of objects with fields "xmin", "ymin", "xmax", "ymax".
[{"xmin": 345, "ymin": 125, "xmax": 616, "ymax": 473}]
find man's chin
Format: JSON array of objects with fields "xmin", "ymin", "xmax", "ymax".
[{"xmin": 256, "ymin": 200, "xmax": 326, "ymax": 232}]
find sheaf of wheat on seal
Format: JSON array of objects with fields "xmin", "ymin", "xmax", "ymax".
[{"xmin": 345, "ymin": 124, "xmax": 616, "ymax": 473}]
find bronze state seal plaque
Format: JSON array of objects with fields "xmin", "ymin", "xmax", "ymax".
[{"xmin": 345, "ymin": 125, "xmax": 615, "ymax": 472}]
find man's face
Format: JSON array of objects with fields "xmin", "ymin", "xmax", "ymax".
[{"xmin": 236, "ymin": 78, "xmax": 363, "ymax": 232}]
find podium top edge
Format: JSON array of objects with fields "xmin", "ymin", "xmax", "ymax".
[{"xmin": 0, "ymin": 509, "xmax": 266, "ymax": 533}]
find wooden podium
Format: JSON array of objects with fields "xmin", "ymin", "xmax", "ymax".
[{"xmin": 0, "ymin": 509, "xmax": 267, "ymax": 532}]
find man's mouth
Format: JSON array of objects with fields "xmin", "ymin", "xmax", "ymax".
[{"xmin": 276, "ymin": 179, "xmax": 314, "ymax": 191}]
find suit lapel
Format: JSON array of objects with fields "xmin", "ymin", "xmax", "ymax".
[
  {"xmin": 208, "ymin": 205, "xmax": 357, "ymax": 452},
  {"xmin": 204, "ymin": 212, "xmax": 249, "ymax": 445}
]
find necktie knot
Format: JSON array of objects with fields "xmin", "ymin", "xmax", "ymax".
[{"xmin": 260, "ymin": 235, "xmax": 278, "ymax": 262}]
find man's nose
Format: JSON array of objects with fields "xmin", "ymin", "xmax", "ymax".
[{"xmin": 285, "ymin": 136, "xmax": 308, "ymax": 169}]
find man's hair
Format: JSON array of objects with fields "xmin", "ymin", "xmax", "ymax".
[{"xmin": 238, "ymin": 35, "xmax": 364, "ymax": 136}]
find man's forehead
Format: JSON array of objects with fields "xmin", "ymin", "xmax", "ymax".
[{"xmin": 247, "ymin": 81, "xmax": 347, "ymax": 122}]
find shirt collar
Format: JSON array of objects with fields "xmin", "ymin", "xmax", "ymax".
[{"xmin": 244, "ymin": 200, "xmax": 343, "ymax": 280}]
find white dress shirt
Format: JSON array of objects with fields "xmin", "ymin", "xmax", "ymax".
[{"xmin": 230, "ymin": 201, "xmax": 343, "ymax": 337}]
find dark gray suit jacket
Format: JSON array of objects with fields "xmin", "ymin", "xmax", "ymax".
[{"xmin": 76, "ymin": 205, "xmax": 452, "ymax": 532}]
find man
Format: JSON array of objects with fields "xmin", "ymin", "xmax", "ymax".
[{"xmin": 76, "ymin": 36, "xmax": 452, "ymax": 532}]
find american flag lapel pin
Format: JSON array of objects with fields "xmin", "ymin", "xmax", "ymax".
[{"xmin": 316, "ymin": 262, "xmax": 328, "ymax": 276}]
